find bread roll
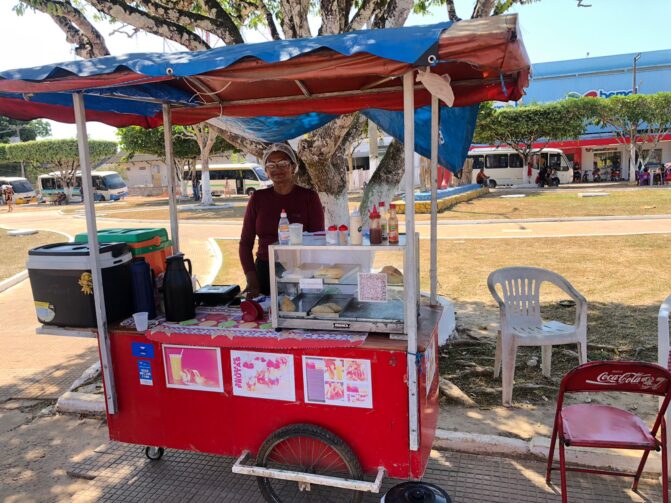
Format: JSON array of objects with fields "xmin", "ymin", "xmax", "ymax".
[{"xmin": 280, "ymin": 296, "xmax": 296, "ymax": 312}]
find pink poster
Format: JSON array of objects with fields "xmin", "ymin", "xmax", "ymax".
[
  {"xmin": 163, "ymin": 344, "xmax": 223, "ymax": 392},
  {"xmin": 303, "ymin": 356, "xmax": 373, "ymax": 409},
  {"xmin": 230, "ymin": 351, "xmax": 296, "ymax": 401}
]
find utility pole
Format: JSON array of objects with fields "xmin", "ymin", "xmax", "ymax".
[{"xmin": 633, "ymin": 53, "xmax": 641, "ymax": 94}]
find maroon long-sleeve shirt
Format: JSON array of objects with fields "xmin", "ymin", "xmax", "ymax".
[{"xmin": 239, "ymin": 186, "xmax": 325, "ymax": 274}]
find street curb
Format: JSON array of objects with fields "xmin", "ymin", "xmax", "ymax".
[
  {"xmin": 0, "ymin": 270, "xmax": 28, "ymax": 293},
  {"xmin": 56, "ymin": 391, "xmax": 106, "ymax": 416},
  {"xmin": 434, "ymin": 429, "xmax": 663, "ymax": 474},
  {"xmin": 206, "ymin": 237, "xmax": 224, "ymax": 285}
]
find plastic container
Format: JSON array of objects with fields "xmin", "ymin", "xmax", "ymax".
[
  {"xmin": 349, "ymin": 209, "xmax": 362, "ymax": 245},
  {"xmin": 27, "ymin": 242, "xmax": 133, "ymax": 328},
  {"xmin": 338, "ymin": 224, "xmax": 349, "ymax": 245},
  {"xmin": 388, "ymin": 203, "xmax": 399, "ymax": 244},
  {"xmin": 278, "ymin": 209, "xmax": 290, "ymax": 245},
  {"xmin": 379, "ymin": 201, "xmax": 388, "ymax": 241},
  {"xmin": 130, "ymin": 257, "xmax": 156, "ymax": 319},
  {"xmin": 74, "ymin": 228, "xmax": 173, "ymax": 275},
  {"xmin": 369, "ymin": 205, "xmax": 382, "ymax": 245},
  {"xmin": 326, "ymin": 225, "xmax": 338, "ymax": 245}
]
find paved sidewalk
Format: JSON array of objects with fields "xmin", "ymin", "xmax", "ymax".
[{"xmin": 68, "ymin": 442, "xmax": 664, "ymax": 502}]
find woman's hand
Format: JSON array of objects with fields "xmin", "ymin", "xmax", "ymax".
[{"xmin": 244, "ymin": 271, "xmax": 261, "ymax": 299}]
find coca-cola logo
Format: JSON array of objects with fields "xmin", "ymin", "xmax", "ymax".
[{"xmin": 586, "ymin": 371, "xmax": 666, "ymax": 391}]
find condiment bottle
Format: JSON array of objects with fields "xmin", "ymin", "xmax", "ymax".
[
  {"xmin": 338, "ymin": 224, "xmax": 349, "ymax": 245},
  {"xmin": 278, "ymin": 209, "xmax": 290, "ymax": 245},
  {"xmin": 379, "ymin": 201, "xmax": 388, "ymax": 241},
  {"xmin": 326, "ymin": 225, "xmax": 338, "ymax": 245},
  {"xmin": 369, "ymin": 205, "xmax": 382, "ymax": 245},
  {"xmin": 388, "ymin": 203, "xmax": 399, "ymax": 244},
  {"xmin": 349, "ymin": 209, "xmax": 362, "ymax": 245}
]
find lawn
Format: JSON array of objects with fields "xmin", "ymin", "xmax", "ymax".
[
  {"xmin": 422, "ymin": 186, "xmax": 671, "ymax": 221},
  {"xmin": 0, "ymin": 229, "xmax": 66, "ymax": 281},
  {"xmin": 215, "ymin": 233, "xmax": 671, "ymax": 405},
  {"xmin": 85, "ymin": 188, "xmax": 671, "ymax": 223}
]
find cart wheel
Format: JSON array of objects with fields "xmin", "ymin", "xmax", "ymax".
[
  {"xmin": 256, "ymin": 423, "xmax": 363, "ymax": 503},
  {"xmin": 144, "ymin": 446, "xmax": 165, "ymax": 461}
]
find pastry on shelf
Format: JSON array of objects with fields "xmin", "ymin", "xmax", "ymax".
[
  {"xmin": 314, "ymin": 266, "xmax": 344, "ymax": 280},
  {"xmin": 311, "ymin": 302, "xmax": 343, "ymax": 314},
  {"xmin": 280, "ymin": 296, "xmax": 296, "ymax": 312},
  {"xmin": 381, "ymin": 265, "xmax": 404, "ymax": 285}
]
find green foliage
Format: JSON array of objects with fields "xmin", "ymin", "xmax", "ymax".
[
  {"xmin": 4, "ymin": 138, "xmax": 117, "ymax": 165},
  {"xmin": 0, "ymin": 117, "xmax": 51, "ymax": 143},
  {"xmin": 0, "ymin": 144, "xmax": 6, "ymax": 161},
  {"xmin": 117, "ymin": 125, "xmax": 233, "ymax": 160},
  {"xmin": 473, "ymin": 99, "xmax": 592, "ymax": 159}
]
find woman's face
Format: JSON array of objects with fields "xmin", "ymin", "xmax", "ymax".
[{"xmin": 265, "ymin": 151, "xmax": 295, "ymax": 184}]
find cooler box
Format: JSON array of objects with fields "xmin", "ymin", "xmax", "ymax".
[
  {"xmin": 74, "ymin": 228, "xmax": 172, "ymax": 275},
  {"xmin": 27, "ymin": 242, "xmax": 134, "ymax": 328}
]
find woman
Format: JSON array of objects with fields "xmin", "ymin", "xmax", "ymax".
[
  {"xmin": 2, "ymin": 184, "xmax": 14, "ymax": 213},
  {"xmin": 239, "ymin": 144, "xmax": 325, "ymax": 298}
]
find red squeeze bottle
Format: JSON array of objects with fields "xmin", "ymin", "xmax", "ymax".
[{"xmin": 369, "ymin": 205, "xmax": 382, "ymax": 245}]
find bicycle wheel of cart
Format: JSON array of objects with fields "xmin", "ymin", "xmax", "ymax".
[{"xmin": 256, "ymin": 423, "xmax": 364, "ymax": 503}]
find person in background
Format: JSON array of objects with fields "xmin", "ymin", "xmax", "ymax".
[
  {"xmin": 239, "ymin": 143, "xmax": 325, "ymax": 298},
  {"xmin": 476, "ymin": 167, "xmax": 489, "ymax": 187},
  {"xmin": 2, "ymin": 184, "xmax": 14, "ymax": 212}
]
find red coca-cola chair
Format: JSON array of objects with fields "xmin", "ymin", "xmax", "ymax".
[{"xmin": 546, "ymin": 361, "xmax": 671, "ymax": 503}]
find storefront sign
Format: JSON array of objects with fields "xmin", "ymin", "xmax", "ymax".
[
  {"xmin": 566, "ymin": 88, "xmax": 632, "ymax": 99},
  {"xmin": 137, "ymin": 360, "xmax": 153, "ymax": 386},
  {"xmin": 303, "ymin": 356, "xmax": 373, "ymax": 409},
  {"xmin": 231, "ymin": 350, "xmax": 296, "ymax": 401},
  {"xmin": 132, "ymin": 342, "xmax": 155, "ymax": 358},
  {"xmin": 163, "ymin": 345, "xmax": 224, "ymax": 392}
]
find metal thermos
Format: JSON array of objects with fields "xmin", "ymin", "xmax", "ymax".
[
  {"xmin": 130, "ymin": 257, "xmax": 156, "ymax": 319},
  {"xmin": 163, "ymin": 253, "xmax": 195, "ymax": 322}
]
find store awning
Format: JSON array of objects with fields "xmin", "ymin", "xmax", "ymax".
[{"xmin": 0, "ymin": 14, "xmax": 529, "ymax": 172}]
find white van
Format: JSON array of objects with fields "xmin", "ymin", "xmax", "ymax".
[
  {"xmin": 187, "ymin": 163, "xmax": 272, "ymax": 196},
  {"xmin": 467, "ymin": 147, "xmax": 573, "ymax": 187},
  {"xmin": 37, "ymin": 171, "xmax": 128, "ymax": 202},
  {"xmin": 0, "ymin": 177, "xmax": 37, "ymax": 204}
]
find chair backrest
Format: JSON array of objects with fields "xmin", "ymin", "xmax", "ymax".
[
  {"xmin": 487, "ymin": 266, "xmax": 571, "ymax": 327},
  {"xmin": 557, "ymin": 361, "xmax": 671, "ymax": 437}
]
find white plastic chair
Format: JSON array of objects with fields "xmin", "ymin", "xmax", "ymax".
[
  {"xmin": 488, "ymin": 267, "xmax": 588, "ymax": 406},
  {"xmin": 658, "ymin": 294, "xmax": 671, "ymax": 468}
]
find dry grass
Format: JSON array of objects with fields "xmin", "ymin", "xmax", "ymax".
[
  {"xmin": 0, "ymin": 229, "xmax": 67, "ymax": 281},
  {"xmin": 419, "ymin": 187, "xmax": 671, "ymax": 221},
  {"xmin": 215, "ymin": 233, "xmax": 671, "ymax": 405}
]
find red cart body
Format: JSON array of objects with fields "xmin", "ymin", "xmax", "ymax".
[{"xmin": 103, "ymin": 306, "xmax": 441, "ymax": 480}]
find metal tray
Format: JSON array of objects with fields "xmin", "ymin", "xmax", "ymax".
[
  {"xmin": 279, "ymin": 292, "xmax": 324, "ymax": 317},
  {"xmin": 340, "ymin": 299, "xmax": 404, "ymax": 322},
  {"xmin": 308, "ymin": 294, "xmax": 353, "ymax": 318}
]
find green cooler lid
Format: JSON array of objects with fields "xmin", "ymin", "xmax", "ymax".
[{"xmin": 74, "ymin": 228, "xmax": 169, "ymax": 244}]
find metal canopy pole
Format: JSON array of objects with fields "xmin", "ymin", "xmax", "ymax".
[
  {"xmin": 162, "ymin": 104, "xmax": 180, "ymax": 253},
  {"xmin": 429, "ymin": 95, "xmax": 439, "ymax": 306},
  {"xmin": 403, "ymin": 71, "xmax": 419, "ymax": 451},
  {"xmin": 73, "ymin": 93, "xmax": 117, "ymax": 414}
]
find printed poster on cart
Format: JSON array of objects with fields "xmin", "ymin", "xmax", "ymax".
[
  {"xmin": 302, "ymin": 356, "xmax": 373, "ymax": 409},
  {"xmin": 231, "ymin": 350, "xmax": 296, "ymax": 401},
  {"xmin": 163, "ymin": 344, "xmax": 223, "ymax": 392}
]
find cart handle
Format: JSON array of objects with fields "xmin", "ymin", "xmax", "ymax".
[{"xmin": 232, "ymin": 450, "xmax": 386, "ymax": 494}]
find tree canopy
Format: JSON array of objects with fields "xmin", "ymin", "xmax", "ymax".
[
  {"xmin": 5, "ymin": 138, "xmax": 117, "ymax": 166},
  {"xmin": 0, "ymin": 117, "xmax": 51, "ymax": 143}
]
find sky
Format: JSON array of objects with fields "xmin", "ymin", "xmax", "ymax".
[{"xmin": 0, "ymin": 0, "xmax": 669, "ymax": 142}]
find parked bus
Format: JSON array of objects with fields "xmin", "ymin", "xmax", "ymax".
[
  {"xmin": 0, "ymin": 177, "xmax": 36, "ymax": 204},
  {"xmin": 186, "ymin": 163, "xmax": 272, "ymax": 196},
  {"xmin": 37, "ymin": 171, "xmax": 128, "ymax": 202},
  {"xmin": 467, "ymin": 147, "xmax": 573, "ymax": 187}
]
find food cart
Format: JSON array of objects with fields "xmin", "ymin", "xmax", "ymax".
[{"xmin": 0, "ymin": 14, "xmax": 529, "ymax": 501}]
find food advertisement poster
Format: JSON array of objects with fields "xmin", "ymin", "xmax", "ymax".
[
  {"xmin": 231, "ymin": 351, "xmax": 296, "ymax": 401},
  {"xmin": 303, "ymin": 356, "xmax": 373, "ymax": 408},
  {"xmin": 163, "ymin": 345, "xmax": 223, "ymax": 392},
  {"xmin": 425, "ymin": 338, "xmax": 436, "ymax": 396}
]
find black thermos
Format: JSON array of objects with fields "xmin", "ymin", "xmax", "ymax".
[{"xmin": 163, "ymin": 253, "xmax": 195, "ymax": 322}]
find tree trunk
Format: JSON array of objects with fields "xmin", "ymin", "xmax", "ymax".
[
  {"xmin": 359, "ymin": 140, "xmax": 403, "ymax": 224},
  {"xmin": 628, "ymin": 133, "xmax": 637, "ymax": 182}
]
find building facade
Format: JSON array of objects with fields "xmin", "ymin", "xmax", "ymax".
[{"xmin": 524, "ymin": 49, "xmax": 671, "ymax": 180}]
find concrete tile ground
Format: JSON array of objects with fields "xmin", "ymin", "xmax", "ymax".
[{"xmin": 68, "ymin": 442, "xmax": 665, "ymax": 502}]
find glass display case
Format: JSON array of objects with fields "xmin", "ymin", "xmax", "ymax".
[{"xmin": 269, "ymin": 234, "xmax": 418, "ymax": 334}]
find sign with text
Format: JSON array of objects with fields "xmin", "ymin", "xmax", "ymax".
[{"xmin": 231, "ymin": 351, "xmax": 296, "ymax": 401}]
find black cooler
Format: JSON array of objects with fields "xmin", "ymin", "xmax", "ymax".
[{"xmin": 27, "ymin": 242, "xmax": 134, "ymax": 328}]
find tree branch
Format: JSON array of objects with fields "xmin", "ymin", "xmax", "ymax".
[
  {"xmin": 471, "ymin": 0, "xmax": 497, "ymax": 18},
  {"xmin": 346, "ymin": 0, "xmax": 382, "ymax": 31},
  {"xmin": 21, "ymin": 0, "xmax": 109, "ymax": 57},
  {"xmin": 279, "ymin": 0, "xmax": 312, "ymax": 38},
  {"xmin": 250, "ymin": 0, "xmax": 283, "ymax": 40},
  {"xmin": 372, "ymin": 0, "xmax": 413, "ymax": 29},
  {"xmin": 86, "ymin": 0, "xmax": 210, "ymax": 50},
  {"xmin": 133, "ymin": 0, "xmax": 244, "ymax": 45},
  {"xmin": 446, "ymin": 0, "xmax": 461, "ymax": 21}
]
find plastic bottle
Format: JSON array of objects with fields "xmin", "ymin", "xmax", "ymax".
[
  {"xmin": 278, "ymin": 209, "xmax": 290, "ymax": 245},
  {"xmin": 379, "ymin": 201, "xmax": 388, "ymax": 241},
  {"xmin": 369, "ymin": 205, "xmax": 382, "ymax": 245},
  {"xmin": 326, "ymin": 225, "xmax": 338, "ymax": 245},
  {"xmin": 388, "ymin": 203, "xmax": 399, "ymax": 244},
  {"xmin": 349, "ymin": 209, "xmax": 363, "ymax": 245},
  {"xmin": 338, "ymin": 224, "xmax": 349, "ymax": 245}
]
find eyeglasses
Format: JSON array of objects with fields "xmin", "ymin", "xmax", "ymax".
[{"xmin": 265, "ymin": 160, "xmax": 293, "ymax": 170}]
